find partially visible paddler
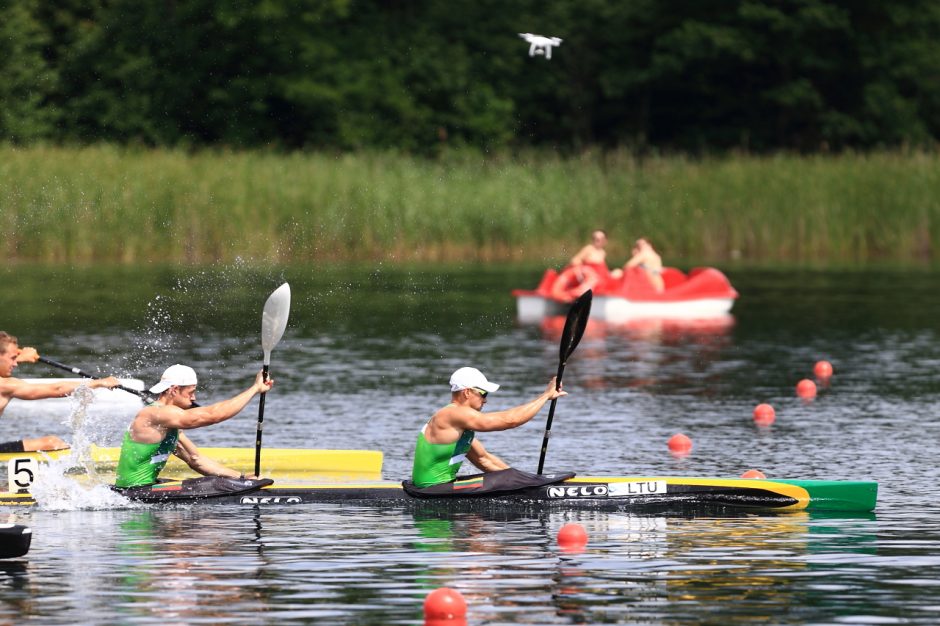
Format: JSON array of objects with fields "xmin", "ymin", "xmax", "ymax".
[
  {"xmin": 0, "ymin": 331, "xmax": 121, "ymax": 452},
  {"xmin": 410, "ymin": 367, "xmax": 566, "ymax": 488},
  {"xmin": 114, "ymin": 364, "xmax": 273, "ymax": 488}
]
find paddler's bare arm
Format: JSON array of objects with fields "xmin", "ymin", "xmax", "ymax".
[
  {"xmin": 449, "ymin": 378, "xmax": 566, "ymax": 433},
  {"xmin": 155, "ymin": 371, "xmax": 273, "ymax": 430},
  {"xmin": 1, "ymin": 376, "xmax": 121, "ymax": 401},
  {"xmin": 174, "ymin": 433, "xmax": 257, "ymax": 479},
  {"xmin": 466, "ymin": 438, "xmax": 509, "ymax": 472}
]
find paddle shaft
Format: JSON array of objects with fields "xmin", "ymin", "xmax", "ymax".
[
  {"xmin": 536, "ymin": 360, "xmax": 566, "ymax": 475},
  {"xmin": 535, "ymin": 289, "xmax": 592, "ymax": 475},
  {"xmin": 253, "ymin": 364, "xmax": 270, "ymax": 477}
]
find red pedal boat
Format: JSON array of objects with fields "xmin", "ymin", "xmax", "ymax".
[{"xmin": 512, "ymin": 265, "xmax": 739, "ymax": 323}]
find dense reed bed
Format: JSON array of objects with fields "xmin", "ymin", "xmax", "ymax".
[{"xmin": 2, "ymin": 145, "xmax": 937, "ymax": 265}]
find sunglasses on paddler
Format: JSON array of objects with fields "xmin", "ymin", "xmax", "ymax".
[{"xmin": 471, "ymin": 387, "xmax": 488, "ymax": 398}]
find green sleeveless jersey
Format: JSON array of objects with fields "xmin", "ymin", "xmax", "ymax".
[
  {"xmin": 114, "ymin": 428, "xmax": 180, "ymax": 488},
  {"xmin": 411, "ymin": 413, "xmax": 475, "ymax": 488}
]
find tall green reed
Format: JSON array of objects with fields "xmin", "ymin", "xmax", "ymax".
[{"xmin": 1, "ymin": 145, "xmax": 937, "ymax": 265}]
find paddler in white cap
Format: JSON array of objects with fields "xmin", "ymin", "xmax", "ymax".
[
  {"xmin": 114, "ymin": 364, "xmax": 273, "ymax": 489},
  {"xmin": 411, "ymin": 367, "xmax": 566, "ymax": 488}
]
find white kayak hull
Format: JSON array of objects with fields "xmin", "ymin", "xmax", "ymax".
[{"xmin": 3, "ymin": 378, "xmax": 145, "ymax": 417}]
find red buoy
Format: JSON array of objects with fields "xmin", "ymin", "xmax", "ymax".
[
  {"xmin": 557, "ymin": 523, "xmax": 588, "ymax": 550},
  {"xmin": 796, "ymin": 379, "xmax": 817, "ymax": 398},
  {"xmin": 741, "ymin": 469, "xmax": 766, "ymax": 479},
  {"xmin": 752, "ymin": 403, "xmax": 776, "ymax": 425},
  {"xmin": 424, "ymin": 588, "xmax": 467, "ymax": 620},
  {"xmin": 814, "ymin": 360, "xmax": 833, "ymax": 379},
  {"xmin": 668, "ymin": 433, "xmax": 693, "ymax": 455}
]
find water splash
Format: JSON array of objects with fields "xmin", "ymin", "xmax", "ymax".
[
  {"xmin": 65, "ymin": 385, "xmax": 102, "ymax": 481},
  {"xmin": 30, "ymin": 454, "xmax": 136, "ymax": 511},
  {"xmin": 27, "ymin": 383, "xmax": 138, "ymax": 511}
]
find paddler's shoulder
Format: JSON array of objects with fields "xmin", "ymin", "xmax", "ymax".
[
  {"xmin": 432, "ymin": 402, "xmax": 480, "ymax": 426},
  {"xmin": 137, "ymin": 402, "xmax": 183, "ymax": 419}
]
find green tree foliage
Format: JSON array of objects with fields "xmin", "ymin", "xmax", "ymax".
[
  {"xmin": 0, "ymin": 0, "xmax": 57, "ymax": 141},
  {"xmin": 1, "ymin": 0, "xmax": 938, "ymax": 152}
]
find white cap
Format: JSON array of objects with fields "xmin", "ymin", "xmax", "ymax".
[
  {"xmin": 449, "ymin": 367, "xmax": 500, "ymax": 393},
  {"xmin": 149, "ymin": 364, "xmax": 198, "ymax": 394}
]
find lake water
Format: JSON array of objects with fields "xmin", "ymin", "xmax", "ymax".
[{"xmin": 2, "ymin": 264, "xmax": 940, "ymax": 624}]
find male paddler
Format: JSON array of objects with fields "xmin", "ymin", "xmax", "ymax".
[
  {"xmin": 411, "ymin": 367, "xmax": 566, "ymax": 488},
  {"xmin": 0, "ymin": 331, "xmax": 121, "ymax": 452},
  {"xmin": 114, "ymin": 364, "xmax": 273, "ymax": 488}
]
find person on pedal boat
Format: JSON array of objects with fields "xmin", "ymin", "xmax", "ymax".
[
  {"xmin": 0, "ymin": 331, "xmax": 120, "ymax": 453},
  {"xmin": 568, "ymin": 229, "xmax": 623, "ymax": 281},
  {"xmin": 623, "ymin": 236, "xmax": 664, "ymax": 292},
  {"xmin": 411, "ymin": 367, "xmax": 566, "ymax": 488},
  {"xmin": 114, "ymin": 364, "xmax": 273, "ymax": 488}
]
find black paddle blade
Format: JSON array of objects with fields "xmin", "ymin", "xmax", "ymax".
[{"xmin": 559, "ymin": 289, "xmax": 593, "ymax": 363}]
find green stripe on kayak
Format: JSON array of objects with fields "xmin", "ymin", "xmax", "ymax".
[{"xmin": 776, "ymin": 480, "xmax": 878, "ymax": 512}]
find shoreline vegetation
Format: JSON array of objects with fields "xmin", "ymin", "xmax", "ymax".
[{"xmin": 2, "ymin": 145, "xmax": 937, "ymax": 266}]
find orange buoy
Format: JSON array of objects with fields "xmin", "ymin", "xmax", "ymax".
[
  {"xmin": 752, "ymin": 403, "xmax": 776, "ymax": 425},
  {"xmin": 557, "ymin": 523, "xmax": 588, "ymax": 550},
  {"xmin": 424, "ymin": 588, "xmax": 467, "ymax": 620},
  {"xmin": 668, "ymin": 433, "xmax": 693, "ymax": 455},
  {"xmin": 814, "ymin": 360, "xmax": 833, "ymax": 379},
  {"xmin": 796, "ymin": 379, "xmax": 817, "ymax": 398},
  {"xmin": 741, "ymin": 469, "xmax": 766, "ymax": 479}
]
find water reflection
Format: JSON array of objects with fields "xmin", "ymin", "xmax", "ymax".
[
  {"xmin": 538, "ymin": 315, "xmax": 736, "ymax": 342},
  {"xmin": 0, "ymin": 503, "xmax": 917, "ymax": 626},
  {"xmin": 405, "ymin": 507, "xmax": 879, "ymax": 624},
  {"xmin": 113, "ymin": 510, "xmax": 269, "ymax": 623},
  {"xmin": 549, "ymin": 511, "xmax": 879, "ymax": 624},
  {"xmin": 538, "ymin": 315, "xmax": 734, "ymax": 392}
]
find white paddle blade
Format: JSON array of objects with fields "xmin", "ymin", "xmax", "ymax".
[{"xmin": 261, "ymin": 282, "xmax": 291, "ymax": 363}]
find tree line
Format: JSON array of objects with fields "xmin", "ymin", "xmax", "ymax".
[{"xmin": 2, "ymin": 0, "xmax": 938, "ymax": 154}]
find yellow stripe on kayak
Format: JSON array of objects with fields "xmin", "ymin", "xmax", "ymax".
[{"xmin": 0, "ymin": 447, "xmax": 384, "ymax": 481}]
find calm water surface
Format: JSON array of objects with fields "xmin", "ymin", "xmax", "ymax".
[{"xmin": 2, "ymin": 264, "xmax": 940, "ymax": 624}]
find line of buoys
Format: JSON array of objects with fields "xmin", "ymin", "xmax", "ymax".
[
  {"xmin": 741, "ymin": 359, "xmax": 836, "ymax": 477},
  {"xmin": 670, "ymin": 361, "xmax": 835, "ymax": 478}
]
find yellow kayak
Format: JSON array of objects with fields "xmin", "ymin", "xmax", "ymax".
[{"xmin": 0, "ymin": 447, "xmax": 383, "ymax": 481}]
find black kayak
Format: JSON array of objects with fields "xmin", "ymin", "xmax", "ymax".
[
  {"xmin": 0, "ymin": 470, "xmax": 878, "ymax": 513},
  {"xmin": 0, "ymin": 524, "xmax": 32, "ymax": 559},
  {"xmin": 111, "ymin": 469, "xmax": 877, "ymax": 513},
  {"xmin": 227, "ymin": 471, "xmax": 878, "ymax": 514}
]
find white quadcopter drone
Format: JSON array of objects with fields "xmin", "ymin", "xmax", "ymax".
[{"xmin": 518, "ymin": 33, "xmax": 563, "ymax": 60}]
